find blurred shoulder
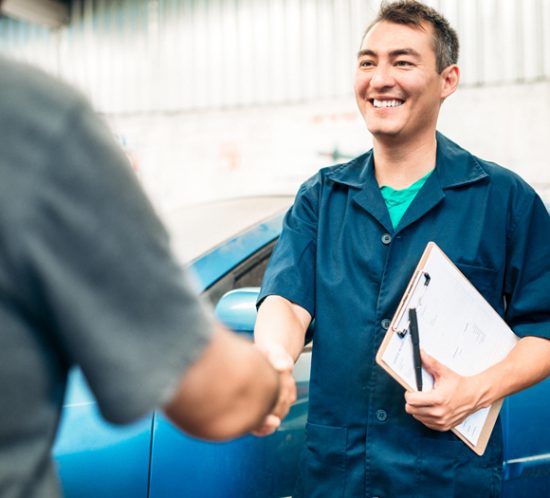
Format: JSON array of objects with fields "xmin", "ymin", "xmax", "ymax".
[{"xmin": 0, "ymin": 56, "xmax": 90, "ymax": 129}]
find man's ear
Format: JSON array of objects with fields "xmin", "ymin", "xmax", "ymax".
[{"xmin": 440, "ymin": 64, "xmax": 460, "ymax": 101}]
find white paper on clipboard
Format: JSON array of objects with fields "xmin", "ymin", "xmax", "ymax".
[{"xmin": 376, "ymin": 242, "xmax": 519, "ymax": 455}]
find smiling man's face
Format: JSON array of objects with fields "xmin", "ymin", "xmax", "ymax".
[{"xmin": 355, "ymin": 20, "xmax": 454, "ymax": 145}]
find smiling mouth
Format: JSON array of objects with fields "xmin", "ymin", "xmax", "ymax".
[{"xmin": 371, "ymin": 99, "xmax": 404, "ymax": 108}]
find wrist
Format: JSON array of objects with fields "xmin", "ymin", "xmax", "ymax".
[{"xmin": 468, "ymin": 372, "xmax": 497, "ymax": 410}]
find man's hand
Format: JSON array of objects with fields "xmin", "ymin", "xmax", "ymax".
[
  {"xmin": 404, "ymin": 351, "xmax": 480, "ymax": 432},
  {"xmin": 252, "ymin": 345, "xmax": 297, "ymax": 437},
  {"xmin": 164, "ymin": 326, "xmax": 283, "ymax": 441}
]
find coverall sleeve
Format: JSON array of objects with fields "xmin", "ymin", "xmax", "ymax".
[
  {"xmin": 257, "ymin": 175, "xmax": 321, "ymax": 318},
  {"xmin": 504, "ymin": 192, "xmax": 550, "ymax": 340}
]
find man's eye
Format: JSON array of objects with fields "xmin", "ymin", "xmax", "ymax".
[
  {"xmin": 359, "ymin": 60, "xmax": 374, "ymax": 68},
  {"xmin": 396, "ymin": 60, "xmax": 413, "ymax": 67}
]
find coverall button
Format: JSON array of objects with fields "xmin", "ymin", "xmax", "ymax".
[
  {"xmin": 381, "ymin": 233, "xmax": 392, "ymax": 245},
  {"xmin": 381, "ymin": 318, "xmax": 391, "ymax": 330},
  {"xmin": 376, "ymin": 409, "xmax": 388, "ymax": 422}
]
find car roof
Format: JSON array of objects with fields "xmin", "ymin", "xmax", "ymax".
[{"xmin": 163, "ymin": 195, "xmax": 293, "ymax": 263}]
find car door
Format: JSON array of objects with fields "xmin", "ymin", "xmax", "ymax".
[
  {"xmin": 148, "ymin": 224, "xmax": 310, "ymax": 498},
  {"xmin": 54, "ymin": 369, "xmax": 152, "ymax": 498}
]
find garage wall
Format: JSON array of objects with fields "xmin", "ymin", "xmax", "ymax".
[
  {"xmin": 1, "ymin": 0, "xmax": 550, "ymax": 113},
  {"xmin": 109, "ymin": 80, "xmax": 550, "ymax": 215}
]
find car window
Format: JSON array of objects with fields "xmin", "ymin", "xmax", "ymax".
[{"xmin": 203, "ymin": 239, "xmax": 277, "ymax": 305}]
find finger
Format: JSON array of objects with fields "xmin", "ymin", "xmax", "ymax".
[
  {"xmin": 270, "ymin": 352, "xmax": 294, "ymax": 372},
  {"xmin": 420, "ymin": 349, "xmax": 437, "ymax": 370},
  {"xmin": 274, "ymin": 391, "xmax": 296, "ymax": 418},
  {"xmin": 251, "ymin": 427, "xmax": 275, "ymax": 437},
  {"xmin": 405, "ymin": 405, "xmax": 447, "ymax": 428},
  {"xmin": 411, "ymin": 413, "xmax": 455, "ymax": 432},
  {"xmin": 263, "ymin": 414, "xmax": 281, "ymax": 428},
  {"xmin": 279, "ymin": 374, "xmax": 297, "ymax": 402},
  {"xmin": 251, "ymin": 414, "xmax": 281, "ymax": 437},
  {"xmin": 263, "ymin": 345, "xmax": 294, "ymax": 372},
  {"xmin": 405, "ymin": 390, "xmax": 437, "ymax": 407},
  {"xmin": 405, "ymin": 401, "xmax": 441, "ymax": 417},
  {"xmin": 251, "ymin": 425, "xmax": 276, "ymax": 437},
  {"xmin": 420, "ymin": 349, "xmax": 445, "ymax": 379},
  {"xmin": 405, "ymin": 400, "xmax": 463, "ymax": 431},
  {"xmin": 413, "ymin": 418, "xmax": 449, "ymax": 432}
]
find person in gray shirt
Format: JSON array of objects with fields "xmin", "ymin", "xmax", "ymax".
[{"xmin": 0, "ymin": 56, "xmax": 295, "ymax": 498}]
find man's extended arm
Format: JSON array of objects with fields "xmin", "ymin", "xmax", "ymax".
[
  {"xmin": 252, "ymin": 295, "xmax": 312, "ymax": 435},
  {"xmin": 255, "ymin": 295, "xmax": 312, "ymax": 362},
  {"xmin": 405, "ymin": 336, "xmax": 550, "ymax": 431},
  {"xmin": 164, "ymin": 323, "xmax": 281, "ymax": 441}
]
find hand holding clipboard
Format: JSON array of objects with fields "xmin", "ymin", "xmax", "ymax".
[{"xmin": 376, "ymin": 242, "xmax": 519, "ymax": 455}]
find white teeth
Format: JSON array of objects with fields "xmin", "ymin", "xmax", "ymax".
[{"xmin": 373, "ymin": 99, "xmax": 404, "ymax": 108}]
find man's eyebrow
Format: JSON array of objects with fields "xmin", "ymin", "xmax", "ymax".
[
  {"xmin": 357, "ymin": 49, "xmax": 376, "ymax": 58},
  {"xmin": 356, "ymin": 48, "xmax": 421, "ymax": 58},
  {"xmin": 389, "ymin": 48, "xmax": 421, "ymax": 58}
]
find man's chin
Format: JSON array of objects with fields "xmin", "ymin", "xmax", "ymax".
[{"xmin": 368, "ymin": 127, "xmax": 402, "ymax": 141}]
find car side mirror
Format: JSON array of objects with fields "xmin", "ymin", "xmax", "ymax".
[
  {"xmin": 215, "ymin": 287, "xmax": 260, "ymax": 337},
  {"xmin": 215, "ymin": 287, "xmax": 314, "ymax": 344}
]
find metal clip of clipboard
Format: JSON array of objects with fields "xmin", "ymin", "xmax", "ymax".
[{"xmin": 395, "ymin": 271, "xmax": 432, "ymax": 338}]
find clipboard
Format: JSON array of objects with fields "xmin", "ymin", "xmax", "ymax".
[{"xmin": 375, "ymin": 241, "xmax": 519, "ymax": 456}]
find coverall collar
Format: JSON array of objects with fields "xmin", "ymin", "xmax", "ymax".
[{"xmin": 325, "ymin": 132, "xmax": 489, "ymax": 233}]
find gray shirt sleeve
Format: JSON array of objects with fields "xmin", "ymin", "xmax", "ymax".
[{"xmin": 10, "ymin": 92, "xmax": 215, "ymax": 424}]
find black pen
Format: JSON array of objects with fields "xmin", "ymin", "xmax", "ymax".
[{"xmin": 408, "ymin": 307, "xmax": 422, "ymax": 391}]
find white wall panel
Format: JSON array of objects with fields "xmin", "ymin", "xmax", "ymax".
[
  {"xmin": 479, "ymin": 0, "xmax": 500, "ymax": 86},
  {"xmin": 0, "ymin": 0, "xmax": 549, "ymax": 113},
  {"xmin": 545, "ymin": 0, "xmax": 550, "ymax": 77},
  {"xmin": 268, "ymin": 0, "xmax": 287, "ymax": 103},
  {"xmin": 285, "ymin": 0, "xmax": 302, "ymax": 100}
]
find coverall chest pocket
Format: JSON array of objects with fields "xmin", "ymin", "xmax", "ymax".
[{"xmin": 455, "ymin": 262, "xmax": 500, "ymax": 308}]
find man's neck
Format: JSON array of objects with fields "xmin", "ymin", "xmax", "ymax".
[{"xmin": 373, "ymin": 133, "xmax": 437, "ymax": 189}]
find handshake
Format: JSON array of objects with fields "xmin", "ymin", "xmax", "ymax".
[{"xmin": 252, "ymin": 343, "xmax": 297, "ymax": 437}]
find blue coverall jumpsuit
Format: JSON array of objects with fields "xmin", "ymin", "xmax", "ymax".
[{"xmin": 258, "ymin": 133, "xmax": 550, "ymax": 497}]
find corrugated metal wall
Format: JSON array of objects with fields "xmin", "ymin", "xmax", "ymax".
[{"xmin": 1, "ymin": 0, "xmax": 549, "ymax": 114}]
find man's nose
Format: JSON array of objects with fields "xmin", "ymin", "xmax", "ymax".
[{"xmin": 370, "ymin": 63, "xmax": 395, "ymax": 90}]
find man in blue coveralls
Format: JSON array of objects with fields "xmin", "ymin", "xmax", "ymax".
[{"xmin": 254, "ymin": 1, "xmax": 550, "ymax": 496}]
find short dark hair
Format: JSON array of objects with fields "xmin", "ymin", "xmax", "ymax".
[{"xmin": 364, "ymin": 0, "xmax": 459, "ymax": 73}]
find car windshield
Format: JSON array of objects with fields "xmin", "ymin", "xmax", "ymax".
[{"xmin": 163, "ymin": 196, "xmax": 292, "ymax": 263}]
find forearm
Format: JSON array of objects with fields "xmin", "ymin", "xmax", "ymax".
[
  {"xmin": 164, "ymin": 325, "xmax": 279, "ymax": 441},
  {"xmin": 249, "ymin": 295, "xmax": 306, "ymax": 436},
  {"xmin": 470, "ymin": 336, "xmax": 550, "ymax": 410},
  {"xmin": 254, "ymin": 295, "xmax": 311, "ymax": 362}
]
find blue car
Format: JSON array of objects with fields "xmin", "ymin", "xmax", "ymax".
[{"xmin": 53, "ymin": 196, "xmax": 550, "ymax": 497}]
